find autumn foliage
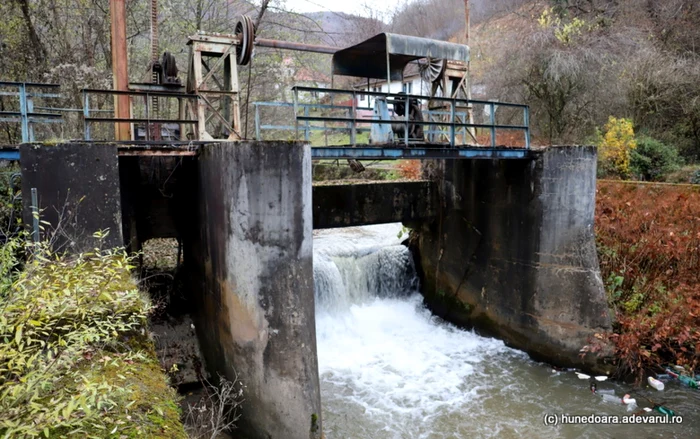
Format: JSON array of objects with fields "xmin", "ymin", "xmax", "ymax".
[
  {"xmin": 596, "ymin": 181, "xmax": 700, "ymax": 378},
  {"xmin": 597, "ymin": 117, "xmax": 638, "ymax": 178},
  {"xmin": 395, "ymin": 160, "xmax": 422, "ymax": 180}
]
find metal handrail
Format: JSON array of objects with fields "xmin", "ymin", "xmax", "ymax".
[
  {"xmin": 291, "ymin": 86, "xmax": 530, "ymax": 148},
  {"xmin": 0, "ymin": 82, "xmax": 64, "ymax": 142},
  {"xmin": 253, "ymin": 101, "xmax": 371, "ymax": 142},
  {"xmin": 82, "ymin": 89, "xmax": 198, "ymax": 141}
]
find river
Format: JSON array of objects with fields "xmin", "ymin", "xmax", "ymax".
[{"xmin": 312, "ymin": 224, "xmax": 697, "ymax": 439}]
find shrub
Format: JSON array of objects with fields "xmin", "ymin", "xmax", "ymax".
[
  {"xmin": 0, "ymin": 239, "xmax": 187, "ymax": 438},
  {"xmin": 665, "ymin": 165, "xmax": 700, "ymax": 184},
  {"xmin": 597, "ymin": 117, "xmax": 637, "ymax": 178},
  {"xmin": 629, "ymin": 136, "xmax": 683, "ymax": 181}
]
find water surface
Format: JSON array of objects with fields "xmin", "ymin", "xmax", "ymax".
[{"xmin": 313, "ymin": 224, "xmax": 697, "ymax": 439}]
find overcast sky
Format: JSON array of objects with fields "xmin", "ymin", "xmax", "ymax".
[{"xmin": 283, "ymin": 0, "xmax": 398, "ymax": 17}]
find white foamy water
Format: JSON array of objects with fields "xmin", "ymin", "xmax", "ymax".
[{"xmin": 313, "ymin": 224, "xmax": 696, "ymax": 439}]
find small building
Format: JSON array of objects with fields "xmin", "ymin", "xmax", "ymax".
[{"xmin": 352, "ymin": 63, "xmax": 432, "ymax": 112}]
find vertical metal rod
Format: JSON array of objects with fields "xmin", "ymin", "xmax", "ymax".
[
  {"xmin": 27, "ymin": 92, "xmax": 35, "ymax": 142},
  {"xmin": 254, "ymin": 104, "xmax": 261, "ymax": 140},
  {"xmin": 367, "ymin": 78, "xmax": 370, "ymax": 108},
  {"xmin": 450, "ymin": 99, "xmax": 456, "ymax": 147},
  {"xmin": 31, "ymin": 188, "xmax": 39, "ymax": 243},
  {"xmin": 351, "ymin": 91, "xmax": 357, "ymax": 146},
  {"xmin": 83, "ymin": 90, "xmax": 91, "ymax": 140},
  {"xmin": 524, "ymin": 106, "xmax": 531, "ymax": 149},
  {"xmin": 386, "ymin": 51, "xmax": 391, "ymax": 102},
  {"xmin": 404, "ymin": 95, "xmax": 409, "ymax": 147},
  {"xmin": 304, "ymin": 106, "xmax": 310, "ymax": 142},
  {"xmin": 178, "ymin": 97, "xmax": 186, "ymax": 140},
  {"xmin": 490, "ymin": 102, "xmax": 496, "ymax": 147},
  {"xmin": 145, "ymin": 93, "xmax": 150, "ymax": 141},
  {"xmin": 19, "ymin": 84, "xmax": 29, "ymax": 142},
  {"xmin": 293, "ymin": 88, "xmax": 299, "ymax": 141}
]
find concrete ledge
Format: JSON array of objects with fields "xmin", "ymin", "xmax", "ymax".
[{"xmin": 313, "ymin": 180, "xmax": 437, "ymax": 229}]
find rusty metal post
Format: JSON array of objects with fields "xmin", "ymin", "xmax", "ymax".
[{"xmin": 110, "ymin": 0, "xmax": 131, "ymax": 140}]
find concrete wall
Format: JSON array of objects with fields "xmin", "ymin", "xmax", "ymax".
[
  {"xmin": 414, "ymin": 146, "xmax": 613, "ymax": 373},
  {"xmin": 185, "ymin": 141, "xmax": 322, "ymax": 439},
  {"xmin": 313, "ymin": 181, "xmax": 437, "ymax": 229},
  {"xmin": 20, "ymin": 143, "xmax": 123, "ymax": 252}
]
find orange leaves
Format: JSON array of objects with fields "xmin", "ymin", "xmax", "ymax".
[
  {"xmin": 596, "ymin": 180, "xmax": 700, "ymax": 378},
  {"xmin": 395, "ymin": 160, "xmax": 422, "ymax": 180}
]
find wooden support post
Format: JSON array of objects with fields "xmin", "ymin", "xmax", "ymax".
[
  {"xmin": 110, "ymin": 0, "xmax": 131, "ymax": 140},
  {"xmin": 192, "ymin": 50, "xmax": 209, "ymax": 140},
  {"xmin": 228, "ymin": 53, "xmax": 241, "ymax": 140}
]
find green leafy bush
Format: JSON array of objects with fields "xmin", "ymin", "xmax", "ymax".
[
  {"xmin": 0, "ymin": 240, "xmax": 186, "ymax": 438},
  {"xmin": 629, "ymin": 136, "xmax": 683, "ymax": 181}
]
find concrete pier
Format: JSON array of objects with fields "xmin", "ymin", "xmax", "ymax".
[
  {"xmin": 414, "ymin": 146, "xmax": 614, "ymax": 372},
  {"xmin": 185, "ymin": 141, "xmax": 322, "ymax": 439}
]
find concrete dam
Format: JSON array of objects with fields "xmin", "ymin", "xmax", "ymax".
[{"xmin": 19, "ymin": 141, "xmax": 613, "ymax": 438}]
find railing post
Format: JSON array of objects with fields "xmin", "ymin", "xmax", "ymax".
[
  {"xmin": 351, "ymin": 91, "xmax": 357, "ymax": 146},
  {"xmin": 304, "ymin": 105, "xmax": 310, "ymax": 142},
  {"xmin": 27, "ymin": 90, "xmax": 35, "ymax": 142},
  {"xmin": 490, "ymin": 102, "xmax": 496, "ymax": 148},
  {"xmin": 254, "ymin": 103, "xmax": 261, "ymax": 140},
  {"xmin": 293, "ymin": 88, "xmax": 299, "ymax": 141},
  {"xmin": 144, "ymin": 92, "xmax": 150, "ymax": 141},
  {"xmin": 19, "ymin": 83, "xmax": 29, "ymax": 143},
  {"xmin": 404, "ymin": 95, "xmax": 409, "ymax": 146},
  {"xmin": 450, "ymin": 99, "xmax": 456, "ymax": 147},
  {"xmin": 83, "ymin": 90, "xmax": 91, "ymax": 140},
  {"xmin": 524, "ymin": 105, "xmax": 531, "ymax": 149}
]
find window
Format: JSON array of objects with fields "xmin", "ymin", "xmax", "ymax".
[
  {"xmin": 402, "ymin": 82, "xmax": 413, "ymax": 94},
  {"xmin": 373, "ymin": 86, "xmax": 380, "ymax": 93},
  {"xmin": 360, "ymin": 93, "xmax": 366, "ymax": 102}
]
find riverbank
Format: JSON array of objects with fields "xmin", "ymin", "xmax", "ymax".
[{"xmin": 596, "ymin": 180, "xmax": 700, "ymax": 378}]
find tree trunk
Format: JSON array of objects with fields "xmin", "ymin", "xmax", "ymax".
[{"xmin": 13, "ymin": 0, "xmax": 46, "ymax": 64}]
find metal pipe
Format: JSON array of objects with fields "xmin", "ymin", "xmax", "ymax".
[{"xmin": 254, "ymin": 38, "xmax": 339, "ymax": 54}]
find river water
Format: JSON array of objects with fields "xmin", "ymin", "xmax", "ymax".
[{"xmin": 312, "ymin": 224, "xmax": 697, "ymax": 439}]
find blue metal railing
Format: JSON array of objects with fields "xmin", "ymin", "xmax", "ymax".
[
  {"xmin": 253, "ymin": 101, "xmax": 372, "ymax": 143},
  {"xmin": 290, "ymin": 86, "xmax": 531, "ymax": 149},
  {"xmin": 0, "ymin": 82, "xmax": 63, "ymax": 142}
]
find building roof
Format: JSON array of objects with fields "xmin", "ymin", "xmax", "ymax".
[{"xmin": 332, "ymin": 33, "xmax": 470, "ymax": 81}]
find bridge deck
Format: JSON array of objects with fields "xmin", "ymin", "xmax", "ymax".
[{"xmin": 0, "ymin": 142, "xmax": 534, "ymax": 161}]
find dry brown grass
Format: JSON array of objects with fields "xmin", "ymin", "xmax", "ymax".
[{"xmin": 596, "ymin": 180, "xmax": 700, "ymax": 378}]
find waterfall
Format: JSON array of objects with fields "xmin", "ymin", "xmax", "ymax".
[
  {"xmin": 314, "ymin": 243, "xmax": 418, "ymax": 312},
  {"xmin": 312, "ymin": 224, "xmax": 699, "ymax": 439}
]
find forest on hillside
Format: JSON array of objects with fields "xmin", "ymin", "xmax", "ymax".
[{"xmin": 1, "ymin": 0, "xmax": 699, "ymax": 176}]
